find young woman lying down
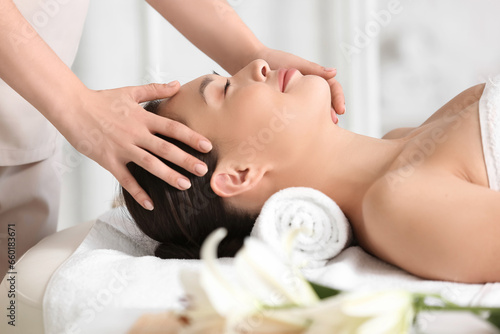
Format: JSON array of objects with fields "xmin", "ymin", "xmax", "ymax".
[{"xmin": 122, "ymin": 59, "xmax": 500, "ymax": 284}]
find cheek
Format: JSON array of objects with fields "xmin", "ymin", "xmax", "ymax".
[
  {"xmin": 224, "ymin": 87, "xmax": 284, "ymax": 138},
  {"xmin": 211, "ymin": 88, "xmax": 289, "ymax": 160},
  {"xmin": 295, "ymin": 76, "xmax": 331, "ymax": 117}
]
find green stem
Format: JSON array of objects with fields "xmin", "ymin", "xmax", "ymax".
[
  {"xmin": 413, "ymin": 293, "xmax": 500, "ymax": 331},
  {"xmin": 421, "ymin": 305, "xmax": 498, "ymax": 313},
  {"xmin": 415, "ymin": 293, "xmax": 492, "ymax": 313}
]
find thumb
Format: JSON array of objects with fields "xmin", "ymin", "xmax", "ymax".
[{"xmin": 132, "ymin": 81, "xmax": 180, "ymax": 103}]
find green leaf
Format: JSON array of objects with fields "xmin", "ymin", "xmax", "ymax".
[
  {"xmin": 485, "ymin": 309, "xmax": 500, "ymax": 330},
  {"xmin": 308, "ymin": 281, "xmax": 342, "ymax": 300}
]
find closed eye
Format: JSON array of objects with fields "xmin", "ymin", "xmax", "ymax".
[
  {"xmin": 224, "ymin": 79, "xmax": 231, "ymax": 96},
  {"xmin": 212, "ymin": 71, "xmax": 230, "ymax": 98}
]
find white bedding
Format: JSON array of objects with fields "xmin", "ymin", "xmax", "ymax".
[{"xmin": 43, "ymin": 208, "xmax": 500, "ymax": 334}]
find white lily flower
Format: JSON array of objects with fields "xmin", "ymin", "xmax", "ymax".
[
  {"xmin": 233, "ymin": 235, "xmax": 319, "ymax": 332},
  {"xmin": 199, "ymin": 228, "xmax": 256, "ymax": 317},
  {"xmin": 179, "ymin": 228, "xmax": 316, "ymax": 333},
  {"xmin": 234, "ymin": 237, "xmax": 319, "ymax": 307},
  {"xmin": 178, "ymin": 228, "xmax": 414, "ymax": 334},
  {"xmin": 299, "ymin": 290, "xmax": 414, "ymax": 334}
]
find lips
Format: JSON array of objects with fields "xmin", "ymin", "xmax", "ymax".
[{"xmin": 278, "ymin": 68, "xmax": 297, "ymax": 92}]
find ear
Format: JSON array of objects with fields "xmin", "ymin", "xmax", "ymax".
[{"xmin": 210, "ymin": 163, "xmax": 267, "ymax": 198}]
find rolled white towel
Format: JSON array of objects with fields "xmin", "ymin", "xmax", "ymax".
[{"xmin": 250, "ymin": 187, "xmax": 353, "ymax": 268}]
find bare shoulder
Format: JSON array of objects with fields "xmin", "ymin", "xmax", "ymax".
[
  {"xmin": 381, "ymin": 127, "xmax": 415, "ymax": 139},
  {"xmin": 381, "ymin": 83, "xmax": 486, "ymax": 140},
  {"xmin": 362, "ymin": 168, "xmax": 500, "ymax": 283},
  {"xmin": 420, "ymin": 83, "xmax": 485, "ymax": 126}
]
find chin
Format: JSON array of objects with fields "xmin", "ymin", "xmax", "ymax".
[
  {"xmin": 302, "ymin": 74, "xmax": 331, "ymax": 98},
  {"xmin": 301, "ymin": 75, "xmax": 332, "ymax": 118}
]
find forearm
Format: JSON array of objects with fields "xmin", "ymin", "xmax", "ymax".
[
  {"xmin": 146, "ymin": 0, "xmax": 264, "ymax": 75},
  {"xmin": 0, "ymin": 0, "xmax": 88, "ymax": 129}
]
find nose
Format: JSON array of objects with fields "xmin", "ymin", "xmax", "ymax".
[{"xmin": 248, "ymin": 59, "xmax": 270, "ymax": 82}]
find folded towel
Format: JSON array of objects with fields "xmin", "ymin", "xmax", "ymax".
[{"xmin": 250, "ymin": 187, "xmax": 352, "ymax": 268}]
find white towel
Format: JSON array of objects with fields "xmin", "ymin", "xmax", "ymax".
[
  {"xmin": 250, "ymin": 187, "xmax": 353, "ymax": 268},
  {"xmin": 479, "ymin": 74, "xmax": 500, "ymax": 191},
  {"xmin": 43, "ymin": 208, "xmax": 500, "ymax": 334},
  {"xmin": 301, "ymin": 246, "xmax": 500, "ymax": 308},
  {"xmin": 42, "ymin": 209, "xmax": 234, "ymax": 334}
]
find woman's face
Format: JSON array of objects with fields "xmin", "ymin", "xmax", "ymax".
[{"xmin": 158, "ymin": 59, "xmax": 333, "ymax": 165}]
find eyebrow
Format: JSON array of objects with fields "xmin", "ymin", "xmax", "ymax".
[
  {"xmin": 199, "ymin": 72, "xmax": 221, "ymax": 104},
  {"xmin": 199, "ymin": 77, "xmax": 213, "ymax": 105}
]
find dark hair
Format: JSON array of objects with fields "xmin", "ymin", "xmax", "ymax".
[{"xmin": 122, "ymin": 99, "xmax": 257, "ymax": 259}]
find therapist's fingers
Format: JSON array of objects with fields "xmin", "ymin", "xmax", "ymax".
[
  {"xmin": 131, "ymin": 82, "xmax": 213, "ymax": 154},
  {"xmin": 139, "ymin": 133, "xmax": 209, "ymax": 178},
  {"xmin": 129, "ymin": 145, "xmax": 193, "ymax": 191},
  {"xmin": 260, "ymin": 47, "xmax": 338, "ymax": 81},
  {"xmin": 146, "ymin": 112, "xmax": 213, "ymax": 153},
  {"xmin": 115, "ymin": 164, "xmax": 155, "ymax": 211},
  {"xmin": 131, "ymin": 81, "xmax": 181, "ymax": 103},
  {"xmin": 292, "ymin": 59, "xmax": 337, "ymax": 81},
  {"xmin": 292, "ymin": 60, "xmax": 345, "ymax": 116},
  {"xmin": 257, "ymin": 47, "xmax": 345, "ymax": 116},
  {"xmin": 328, "ymin": 77, "xmax": 346, "ymax": 115}
]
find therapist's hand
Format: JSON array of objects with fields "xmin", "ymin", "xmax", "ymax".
[
  {"xmin": 62, "ymin": 81, "xmax": 212, "ymax": 211},
  {"xmin": 255, "ymin": 47, "xmax": 345, "ymax": 123}
]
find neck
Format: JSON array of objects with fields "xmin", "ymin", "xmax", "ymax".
[{"xmin": 274, "ymin": 126, "xmax": 406, "ymax": 224}]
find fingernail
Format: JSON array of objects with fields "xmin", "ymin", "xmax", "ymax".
[
  {"xmin": 178, "ymin": 178, "xmax": 191, "ymax": 190},
  {"xmin": 324, "ymin": 67, "xmax": 336, "ymax": 72},
  {"xmin": 167, "ymin": 80, "xmax": 179, "ymax": 87},
  {"xmin": 195, "ymin": 163, "xmax": 208, "ymax": 176},
  {"xmin": 199, "ymin": 140, "xmax": 212, "ymax": 152},
  {"xmin": 144, "ymin": 200, "xmax": 154, "ymax": 211}
]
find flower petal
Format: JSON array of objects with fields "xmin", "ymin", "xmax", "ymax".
[
  {"xmin": 235, "ymin": 238, "xmax": 319, "ymax": 307},
  {"xmin": 199, "ymin": 228, "xmax": 255, "ymax": 316},
  {"xmin": 341, "ymin": 290, "xmax": 412, "ymax": 317}
]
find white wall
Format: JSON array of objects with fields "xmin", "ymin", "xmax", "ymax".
[
  {"xmin": 58, "ymin": 0, "xmax": 500, "ymax": 229},
  {"xmin": 378, "ymin": 0, "xmax": 500, "ymax": 132}
]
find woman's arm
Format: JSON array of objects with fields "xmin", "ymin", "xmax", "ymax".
[
  {"xmin": 146, "ymin": 0, "xmax": 261, "ymax": 75},
  {"xmin": 0, "ymin": 0, "xmax": 86, "ymax": 122},
  {"xmin": 146, "ymin": 0, "xmax": 345, "ymax": 115},
  {"xmin": 363, "ymin": 171, "xmax": 500, "ymax": 283},
  {"xmin": 0, "ymin": 0, "xmax": 212, "ymax": 210}
]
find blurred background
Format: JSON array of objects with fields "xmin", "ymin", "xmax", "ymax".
[{"xmin": 58, "ymin": 0, "xmax": 500, "ymax": 230}]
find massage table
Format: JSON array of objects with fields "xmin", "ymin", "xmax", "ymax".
[{"xmin": 0, "ymin": 220, "xmax": 95, "ymax": 333}]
